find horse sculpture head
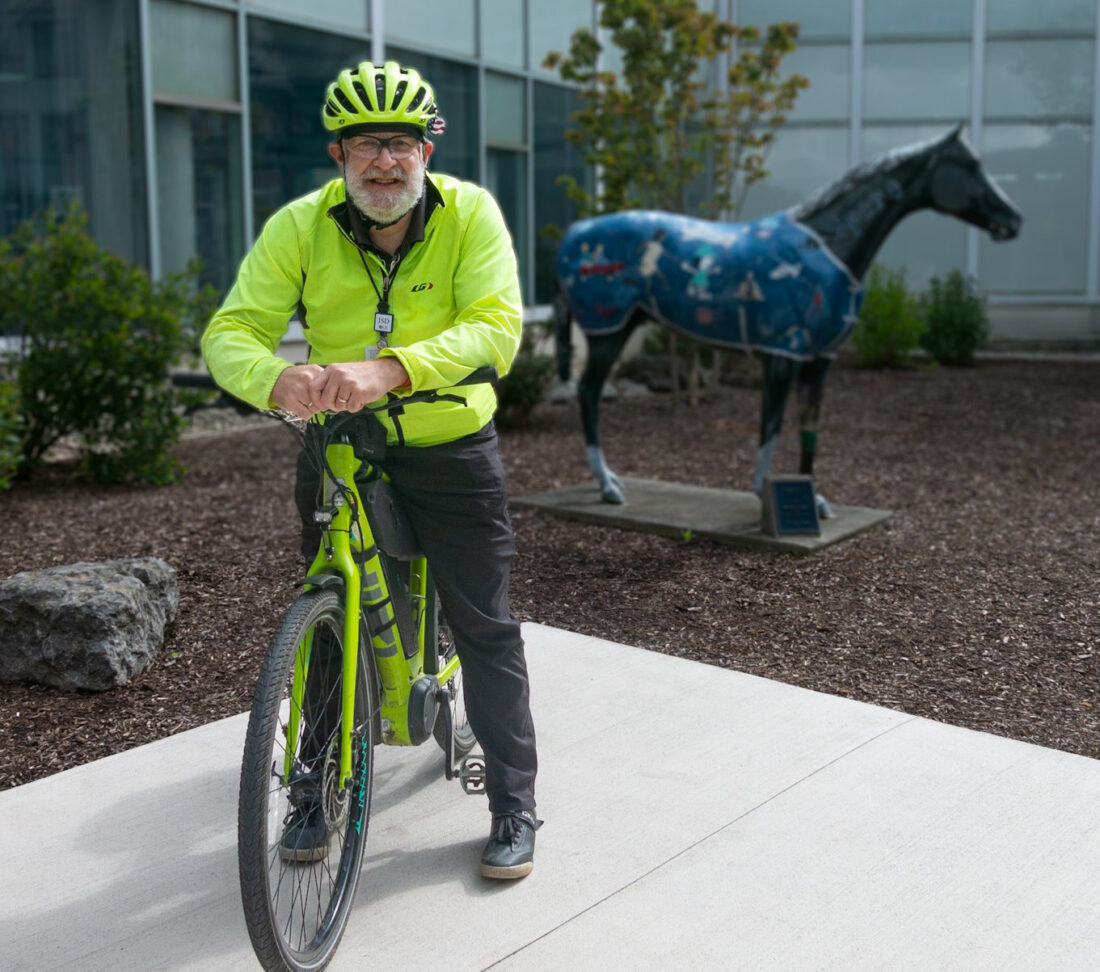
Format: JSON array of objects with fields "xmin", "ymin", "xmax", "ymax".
[{"xmin": 927, "ymin": 124, "xmax": 1021, "ymax": 242}]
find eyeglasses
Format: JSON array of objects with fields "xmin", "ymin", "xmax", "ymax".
[{"xmin": 343, "ymin": 135, "xmax": 422, "ymax": 161}]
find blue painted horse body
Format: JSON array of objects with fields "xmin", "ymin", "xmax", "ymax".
[{"xmin": 556, "ymin": 126, "xmax": 1022, "ymax": 510}]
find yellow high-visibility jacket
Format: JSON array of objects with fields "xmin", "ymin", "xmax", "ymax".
[{"xmin": 201, "ymin": 172, "xmax": 522, "ymax": 446}]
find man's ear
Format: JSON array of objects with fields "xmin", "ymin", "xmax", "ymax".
[
  {"xmin": 327, "ymin": 141, "xmax": 344, "ymax": 168},
  {"xmin": 422, "ymin": 140, "xmax": 434, "ymax": 165}
]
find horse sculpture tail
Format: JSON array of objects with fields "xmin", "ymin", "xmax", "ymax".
[{"xmin": 552, "ymin": 285, "xmax": 573, "ymax": 382}]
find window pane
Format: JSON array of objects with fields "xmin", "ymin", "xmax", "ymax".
[
  {"xmin": 781, "ymin": 43, "xmax": 849, "ymax": 123},
  {"xmin": 151, "ymin": 0, "xmax": 237, "ymax": 103},
  {"xmin": 979, "ymin": 124, "xmax": 1089, "ymax": 294},
  {"xmin": 530, "ymin": 0, "xmax": 592, "ymax": 78},
  {"xmin": 481, "ymin": 0, "xmax": 525, "ymax": 68},
  {"xmin": 864, "ymin": 42, "xmax": 970, "ymax": 121},
  {"xmin": 384, "ymin": 48, "xmax": 477, "ymax": 181},
  {"xmin": 248, "ymin": 17, "xmax": 368, "ymax": 230},
  {"xmin": 385, "ymin": 0, "xmax": 474, "ymax": 57},
  {"xmin": 248, "ymin": 0, "xmax": 367, "ymax": 32},
  {"xmin": 987, "ymin": 0, "xmax": 1096, "ymax": 34},
  {"xmin": 738, "ymin": 125, "xmax": 850, "ymax": 221},
  {"xmin": 156, "ymin": 106, "xmax": 243, "ymax": 291},
  {"xmin": 534, "ymin": 81, "xmax": 587, "ymax": 302},
  {"xmin": 865, "ymin": 0, "xmax": 972, "ymax": 38},
  {"xmin": 985, "ymin": 39, "xmax": 1094, "ymax": 119},
  {"xmin": 486, "ymin": 148, "xmax": 528, "ymax": 301},
  {"xmin": 860, "ymin": 126, "xmax": 968, "ymax": 289},
  {"xmin": 0, "ymin": 0, "xmax": 147, "ymax": 263},
  {"xmin": 738, "ymin": 1, "xmax": 849, "ymax": 40},
  {"xmin": 485, "ymin": 71, "xmax": 525, "ymax": 146}
]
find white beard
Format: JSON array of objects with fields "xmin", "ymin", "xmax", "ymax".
[{"xmin": 344, "ymin": 158, "xmax": 425, "ymax": 225}]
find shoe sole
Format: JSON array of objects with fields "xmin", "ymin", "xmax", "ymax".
[{"xmin": 480, "ymin": 860, "xmax": 534, "ymax": 880}]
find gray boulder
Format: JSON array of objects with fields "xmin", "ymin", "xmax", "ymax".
[{"xmin": 0, "ymin": 558, "xmax": 179, "ymax": 691}]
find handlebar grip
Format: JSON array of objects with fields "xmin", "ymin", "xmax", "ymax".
[{"xmin": 456, "ymin": 365, "xmax": 499, "ymax": 388}]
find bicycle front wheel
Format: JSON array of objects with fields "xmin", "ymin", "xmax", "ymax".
[{"xmin": 238, "ymin": 588, "xmax": 376, "ymax": 972}]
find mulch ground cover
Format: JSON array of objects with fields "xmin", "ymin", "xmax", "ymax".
[{"xmin": 1, "ymin": 357, "xmax": 1097, "ymax": 790}]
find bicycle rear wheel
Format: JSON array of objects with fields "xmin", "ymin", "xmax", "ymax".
[{"xmin": 238, "ymin": 588, "xmax": 376, "ymax": 972}]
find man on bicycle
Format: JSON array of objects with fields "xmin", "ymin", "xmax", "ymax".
[{"xmin": 202, "ymin": 60, "xmax": 540, "ymax": 879}]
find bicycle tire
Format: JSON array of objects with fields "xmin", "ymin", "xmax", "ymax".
[
  {"xmin": 238, "ymin": 588, "xmax": 376, "ymax": 972},
  {"xmin": 429, "ymin": 589, "xmax": 478, "ymax": 758}
]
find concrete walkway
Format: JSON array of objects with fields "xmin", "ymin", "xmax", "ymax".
[{"xmin": 3, "ymin": 623, "xmax": 1099, "ymax": 971}]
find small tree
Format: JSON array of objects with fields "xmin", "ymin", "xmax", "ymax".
[
  {"xmin": 543, "ymin": 0, "xmax": 808, "ymax": 219},
  {"xmin": 0, "ymin": 205, "xmax": 219, "ymax": 485}
]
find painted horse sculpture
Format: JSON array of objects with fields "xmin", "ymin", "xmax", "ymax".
[{"xmin": 555, "ymin": 125, "xmax": 1022, "ymax": 512}]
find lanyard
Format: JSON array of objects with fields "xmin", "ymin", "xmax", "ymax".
[{"xmin": 357, "ymin": 249, "xmax": 401, "ymax": 347}]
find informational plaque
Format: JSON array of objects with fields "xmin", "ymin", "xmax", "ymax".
[{"xmin": 761, "ymin": 475, "xmax": 821, "ymax": 536}]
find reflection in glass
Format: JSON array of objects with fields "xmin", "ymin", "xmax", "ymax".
[
  {"xmin": 156, "ymin": 106, "xmax": 243, "ymax": 291},
  {"xmin": 865, "ymin": 0, "xmax": 972, "ymax": 37},
  {"xmin": 782, "ymin": 44, "xmax": 849, "ymax": 123},
  {"xmin": 485, "ymin": 72, "xmax": 526, "ymax": 147},
  {"xmin": 534, "ymin": 82, "xmax": 587, "ymax": 303},
  {"xmin": 481, "ymin": 0, "xmax": 525, "ymax": 68},
  {"xmin": 986, "ymin": 0, "xmax": 1095, "ymax": 34},
  {"xmin": 385, "ymin": 0, "xmax": 475, "ymax": 57},
  {"xmin": 247, "ymin": 0, "xmax": 367, "ymax": 32},
  {"xmin": 984, "ymin": 39, "xmax": 1094, "ymax": 119},
  {"xmin": 151, "ymin": 0, "xmax": 237, "ymax": 102},
  {"xmin": 864, "ymin": 42, "xmax": 970, "ymax": 122},
  {"xmin": 0, "ymin": 0, "xmax": 146, "ymax": 263},
  {"xmin": 530, "ymin": 0, "xmax": 593, "ymax": 78},
  {"xmin": 738, "ymin": 1, "xmax": 849, "ymax": 39},
  {"xmin": 248, "ymin": 18, "xmax": 367, "ymax": 230},
  {"xmin": 979, "ymin": 123, "xmax": 1089, "ymax": 293},
  {"xmin": 486, "ymin": 148, "xmax": 529, "ymax": 301}
]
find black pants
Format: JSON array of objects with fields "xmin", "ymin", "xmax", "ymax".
[{"xmin": 295, "ymin": 421, "xmax": 537, "ymax": 815}]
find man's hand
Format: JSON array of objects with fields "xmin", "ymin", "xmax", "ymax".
[
  {"xmin": 309, "ymin": 358, "xmax": 410, "ymax": 413},
  {"xmin": 271, "ymin": 364, "xmax": 325, "ymax": 419}
]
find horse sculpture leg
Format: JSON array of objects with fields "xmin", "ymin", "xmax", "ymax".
[
  {"xmin": 754, "ymin": 354, "xmax": 797, "ymax": 498},
  {"xmin": 578, "ymin": 331, "xmax": 632, "ymax": 504},
  {"xmin": 754, "ymin": 354, "xmax": 834, "ymax": 519},
  {"xmin": 795, "ymin": 357, "xmax": 833, "ymax": 517}
]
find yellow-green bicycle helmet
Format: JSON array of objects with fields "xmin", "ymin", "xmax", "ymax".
[{"xmin": 322, "ymin": 60, "xmax": 445, "ymax": 137}]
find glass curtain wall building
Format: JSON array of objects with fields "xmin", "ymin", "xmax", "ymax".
[{"xmin": 1, "ymin": 0, "xmax": 1098, "ymax": 343}]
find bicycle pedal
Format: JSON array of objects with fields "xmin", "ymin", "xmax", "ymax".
[{"xmin": 458, "ymin": 755, "xmax": 487, "ymax": 795}]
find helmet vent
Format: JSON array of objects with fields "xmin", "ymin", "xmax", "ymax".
[
  {"xmin": 391, "ymin": 79, "xmax": 407, "ymax": 109},
  {"xmin": 333, "ymin": 88, "xmax": 356, "ymax": 113},
  {"xmin": 407, "ymin": 86, "xmax": 426, "ymax": 111},
  {"xmin": 351, "ymin": 79, "xmax": 370, "ymax": 109}
]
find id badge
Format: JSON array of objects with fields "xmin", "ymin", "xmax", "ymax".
[{"xmin": 374, "ymin": 311, "xmax": 394, "ymax": 334}]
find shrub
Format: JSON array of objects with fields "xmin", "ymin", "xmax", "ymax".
[
  {"xmin": 496, "ymin": 327, "xmax": 555, "ymax": 429},
  {"xmin": 0, "ymin": 377, "xmax": 21, "ymax": 491},
  {"xmin": 0, "ymin": 205, "xmax": 218, "ymax": 484},
  {"xmin": 920, "ymin": 269, "xmax": 988, "ymax": 366},
  {"xmin": 850, "ymin": 265, "xmax": 925, "ymax": 368}
]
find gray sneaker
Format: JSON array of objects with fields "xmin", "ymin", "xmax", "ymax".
[{"xmin": 480, "ymin": 810, "xmax": 542, "ymax": 879}]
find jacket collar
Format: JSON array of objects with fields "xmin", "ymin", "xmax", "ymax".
[{"xmin": 327, "ymin": 175, "xmax": 445, "ymax": 262}]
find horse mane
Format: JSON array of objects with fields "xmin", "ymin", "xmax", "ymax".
[{"xmin": 790, "ymin": 131, "xmax": 950, "ymax": 222}]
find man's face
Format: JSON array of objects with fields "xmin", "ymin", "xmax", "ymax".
[{"xmin": 328, "ymin": 132, "xmax": 433, "ymax": 225}]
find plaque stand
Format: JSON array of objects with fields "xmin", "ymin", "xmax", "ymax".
[{"xmin": 761, "ymin": 475, "xmax": 821, "ymax": 537}]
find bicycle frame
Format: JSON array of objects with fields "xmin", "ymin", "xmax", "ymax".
[{"xmin": 285, "ymin": 432, "xmax": 459, "ymax": 791}]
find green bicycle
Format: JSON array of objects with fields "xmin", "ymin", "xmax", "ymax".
[{"xmin": 237, "ymin": 367, "xmax": 496, "ymax": 972}]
